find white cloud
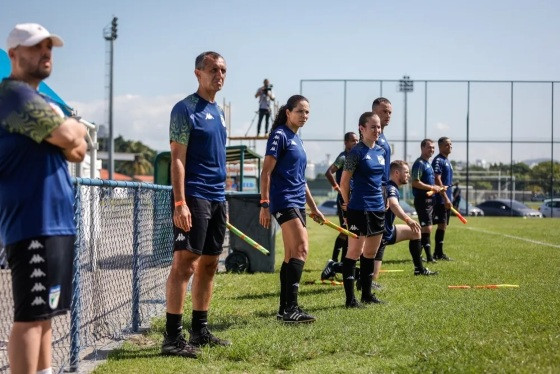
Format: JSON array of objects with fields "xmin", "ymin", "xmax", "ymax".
[
  {"xmin": 68, "ymin": 93, "xmax": 184, "ymax": 152},
  {"xmin": 435, "ymin": 122, "xmax": 450, "ymax": 131}
]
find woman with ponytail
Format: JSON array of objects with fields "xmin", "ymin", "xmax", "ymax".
[
  {"xmin": 259, "ymin": 95, "xmax": 324, "ymax": 324},
  {"xmin": 339, "ymin": 112, "xmax": 386, "ymax": 308}
]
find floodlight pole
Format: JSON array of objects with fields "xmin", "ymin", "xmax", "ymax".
[
  {"xmin": 399, "ymin": 75, "xmax": 414, "ymax": 162},
  {"xmin": 104, "ymin": 17, "xmax": 118, "ymax": 180}
]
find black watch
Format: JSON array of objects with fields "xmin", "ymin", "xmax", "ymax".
[{"xmin": 260, "ymin": 202, "xmax": 270, "ymax": 209}]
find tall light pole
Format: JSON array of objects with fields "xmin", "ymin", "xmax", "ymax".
[
  {"xmin": 104, "ymin": 17, "xmax": 117, "ymax": 180},
  {"xmin": 399, "ymin": 75, "xmax": 413, "ymax": 162}
]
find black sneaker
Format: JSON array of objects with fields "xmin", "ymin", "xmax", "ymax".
[
  {"xmin": 320, "ymin": 260, "xmax": 336, "ymax": 280},
  {"xmin": 161, "ymin": 333, "xmax": 199, "ymax": 358},
  {"xmin": 276, "ymin": 306, "xmax": 284, "ymax": 321},
  {"xmin": 189, "ymin": 327, "xmax": 231, "ymax": 347},
  {"xmin": 361, "ymin": 294, "xmax": 384, "ymax": 304},
  {"xmin": 434, "ymin": 254, "xmax": 453, "ymax": 261},
  {"xmin": 346, "ymin": 298, "xmax": 365, "ymax": 308},
  {"xmin": 414, "ymin": 267, "xmax": 439, "ymax": 276},
  {"xmin": 283, "ymin": 305, "xmax": 316, "ymax": 323}
]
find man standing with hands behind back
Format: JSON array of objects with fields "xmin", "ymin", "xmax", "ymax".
[
  {"xmin": 163, "ymin": 51, "xmax": 231, "ymax": 359},
  {"xmin": 0, "ymin": 23, "xmax": 87, "ymax": 374}
]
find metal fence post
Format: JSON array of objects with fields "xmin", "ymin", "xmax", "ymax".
[
  {"xmin": 131, "ymin": 186, "xmax": 141, "ymax": 332},
  {"xmin": 69, "ymin": 183, "xmax": 82, "ymax": 372}
]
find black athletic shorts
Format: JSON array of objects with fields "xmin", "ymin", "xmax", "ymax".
[
  {"xmin": 414, "ymin": 196, "xmax": 434, "ymax": 227},
  {"xmin": 7, "ymin": 235, "xmax": 74, "ymax": 322},
  {"xmin": 433, "ymin": 204, "xmax": 450, "ymax": 225},
  {"xmin": 273, "ymin": 208, "xmax": 306, "ymax": 227},
  {"xmin": 346, "ymin": 210, "xmax": 385, "ymax": 237},
  {"xmin": 173, "ymin": 196, "xmax": 227, "ymax": 256}
]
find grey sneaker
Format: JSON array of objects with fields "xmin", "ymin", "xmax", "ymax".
[{"xmin": 161, "ymin": 333, "xmax": 199, "ymax": 358}]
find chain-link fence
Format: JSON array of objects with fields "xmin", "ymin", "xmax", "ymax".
[{"xmin": 0, "ymin": 178, "xmax": 174, "ymax": 373}]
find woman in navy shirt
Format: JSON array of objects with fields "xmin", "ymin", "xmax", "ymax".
[
  {"xmin": 259, "ymin": 95, "xmax": 324, "ymax": 324},
  {"xmin": 340, "ymin": 112, "xmax": 386, "ymax": 308}
]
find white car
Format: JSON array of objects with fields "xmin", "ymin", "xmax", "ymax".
[{"xmin": 539, "ymin": 198, "xmax": 560, "ymax": 218}]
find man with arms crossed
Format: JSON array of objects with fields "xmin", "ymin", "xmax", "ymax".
[{"xmin": 0, "ymin": 23, "xmax": 87, "ymax": 373}]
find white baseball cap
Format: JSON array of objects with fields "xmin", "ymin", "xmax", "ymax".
[{"xmin": 7, "ymin": 23, "xmax": 64, "ymax": 50}]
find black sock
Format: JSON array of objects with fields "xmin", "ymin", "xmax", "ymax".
[
  {"xmin": 409, "ymin": 239, "xmax": 424, "ymax": 270},
  {"xmin": 332, "ymin": 236, "xmax": 345, "ymax": 261},
  {"xmin": 286, "ymin": 258, "xmax": 305, "ymax": 308},
  {"xmin": 341, "ymin": 242, "xmax": 348, "ymax": 260},
  {"xmin": 166, "ymin": 312, "xmax": 183, "ymax": 339},
  {"xmin": 332, "ymin": 261, "xmax": 343, "ymax": 274},
  {"xmin": 279, "ymin": 262, "xmax": 288, "ymax": 313},
  {"xmin": 191, "ymin": 310, "xmax": 208, "ymax": 333},
  {"xmin": 359, "ymin": 255, "xmax": 374, "ymax": 300},
  {"xmin": 435, "ymin": 229, "xmax": 445, "ymax": 257},
  {"xmin": 342, "ymin": 257, "xmax": 357, "ymax": 303},
  {"xmin": 421, "ymin": 233, "xmax": 432, "ymax": 260}
]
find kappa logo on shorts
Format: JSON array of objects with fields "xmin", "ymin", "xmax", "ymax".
[
  {"xmin": 31, "ymin": 283, "xmax": 46, "ymax": 292},
  {"xmin": 49, "ymin": 285, "xmax": 61, "ymax": 309},
  {"xmin": 175, "ymin": 233, "xmax": 186, "ymax": 242},
  {"xmin": 28, "ymin": 240, "xmax": 44, "ymax": 250},
  {"xmin": 29, "ymin": 254, "xmax": 45, "ymax": 264},
  {"xmin": 205, "ymin": 113, "xmax": 214, "ymax": 120},
  {"xmin": 420, "ymin": 221, "xmax": 426, "ymax": 226},
  {"xmin": 292, "ymin": 282, "xmax": 299, "ymax": 288},
  {"xmin": 434, "ymin": 215, "xmax": 439, "ymax": 220},
  {"xmin": 30, "ymin": 268, "xmax": 46, "ymax": 278},
  {"xmin": 350, "ymin": 225, "xmax": 358, "ymax": 231},
  {"xmin": 31, "ymin": 296, "xmax": 46, "ymax": 306},
  {"xmin": 275, "ymin": 212, "xmax": 283, "ymax": 219}
]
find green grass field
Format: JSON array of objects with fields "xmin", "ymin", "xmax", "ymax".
[{"xmin": 93, "ymin": 216, "xmax": 560, "ymax": 373}]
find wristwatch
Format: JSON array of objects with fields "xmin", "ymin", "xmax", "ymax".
[{"xmin": 260, "ymin": 200, "xmax": 270, "ymax": 209}]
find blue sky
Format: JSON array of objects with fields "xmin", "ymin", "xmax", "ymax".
[{"xmin": 2, "ymin": 0, "xmax": 559, "ymax": 165}]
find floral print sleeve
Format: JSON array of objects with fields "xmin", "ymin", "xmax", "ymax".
[
  {"xmin": 0, "ymin": 80, "xmax": 64, "ymax": 143},
  {"xmin": 169, "ymin": 102, "xmax": 192, "ymax": 146}
]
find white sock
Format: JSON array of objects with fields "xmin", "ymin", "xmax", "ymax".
[{"xmin": 37, "ymin": 368, "xmax": 53, "ymax": 374}]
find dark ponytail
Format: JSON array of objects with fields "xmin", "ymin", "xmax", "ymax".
[
  {"xmin": 357, "ymin": 112, "xmax": 374, "ymax": 142},
  {"xmin": 271, "ymin": 94, "xmax": 309, "ymax": 131}
]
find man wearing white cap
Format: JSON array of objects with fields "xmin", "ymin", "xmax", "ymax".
[{"xmin": 0, "ymin": 23, "xmax": 87, "ymax": 374}]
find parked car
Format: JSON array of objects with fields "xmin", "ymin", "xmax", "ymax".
[
  {"xmin": 476, "ymin": 199, "xmax": 542, "ymax": 218},
  {"xmin": 318, "ymin": 200, "xmax": 338, "ymax": 216},
  {"xmin": 399, "ymin": 200, "xmax": 417, "ymax": 216},
  {"xmin": 458, "ymin": 200, "xmax": 484, "ymax": 216},
  {"xmin": 539, "ymin": 198, "xmax": 560, "ymax": 218}
]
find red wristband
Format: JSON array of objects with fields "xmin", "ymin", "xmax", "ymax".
[{"xmin": 174, "ymin": 200, "xmax": 186, "ymax": 207}]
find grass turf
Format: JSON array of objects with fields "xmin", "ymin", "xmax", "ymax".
[{"xmin": 92, "ymin": 216, "xmax": 560, "ymax": 373}]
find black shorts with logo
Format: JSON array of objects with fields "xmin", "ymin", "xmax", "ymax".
[
  {"xmin": 346, "ymin": 210, "xmax": 385, "ymax": 237},
  {"xmin": 173, "ymin": 196, "xmax": 227, "ymax": 256},
  {"xmin": 414, "ymin": 196, "xmax": 434, "ymax": 227},
  {"xmin": 7, "ymin": 235, "xmax": 74, "ymax": 322},
  {"xmin": 273, "ymin": 208, "xmax": 306, "ymax": 227},
  {"xmin": 433, "ymin": 204, "xmax": 451, "ymax": 225}
]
